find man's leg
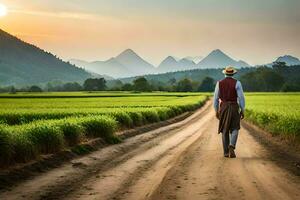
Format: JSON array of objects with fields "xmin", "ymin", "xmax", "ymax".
[
  {"xmin": 230, "ymin": 129, "xmax": 239, "ymax": 149},
  {"xmin": 222, "ymin": 131, "xmax": 230, "ymax": 157},
  {"xmin": 228, "ymin": 129, "xmax": 239, "ymax": 158}
]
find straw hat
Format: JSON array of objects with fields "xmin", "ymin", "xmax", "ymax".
[{"xmin": 222, "ymin": 66, "xmax": 237, "ymax": 75}]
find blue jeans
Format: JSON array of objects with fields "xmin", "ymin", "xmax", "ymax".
[{"xmin": 222, "ymin": 129, "xmax": 239, "ymax": 155}]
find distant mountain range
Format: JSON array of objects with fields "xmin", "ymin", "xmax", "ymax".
[
  {"xmin": 77, "ymin": 49, "xmax": 300, "ymax": 78},
  {"xmin": 156, "ymin": 49, "xmax": 250, "ymax": 73},
  {"xmin": 71, "ymin": 49, "xmax": 254, "ymax": 77},
  {"xmin": 0, "ymin": 29, "xmax": 96, "ymax": 86}
]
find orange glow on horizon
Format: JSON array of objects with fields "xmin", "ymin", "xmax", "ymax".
[{"xmin": 0, "ymin": 3, "xmax": 7, "ymax": 17}]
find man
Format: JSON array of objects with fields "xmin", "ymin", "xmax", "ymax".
[{"xmin": 213, "ymin": 66, "xmax": 245, "ymax": 158}]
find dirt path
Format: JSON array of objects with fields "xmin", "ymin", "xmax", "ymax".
[{"xmin": 1, "ymin": 101, "xmax": 299, "ymax": 200}]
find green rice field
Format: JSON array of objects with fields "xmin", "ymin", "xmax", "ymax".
[
  {"xmin": 245, "ymin": 93, "xmax": 300, "ymax": 140},
  {"xmin": 0, "ymin": 92, "xmax": 208, "ymax": 165},
  {"xmin": 1, "ymin": 91, "xmax": 299, "ymax": 166}
]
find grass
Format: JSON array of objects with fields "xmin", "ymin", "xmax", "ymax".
[
  {"xmin": 0, "ymin": 92, "xmax": 208, "ymax": 166},
  {"xmin": 0, "ymin": 91, "xmax": 206, "ymax": 98},
  {"xmin": 0, "ymin": 95, "xmax": 206, "ymax": 125},
  {"xmin": 2, "ymin": 115, "xmax": 119, "ymax": 164},
  {"xmin": 245, "ymin": 93, "xmax": 300, "ymax": 141},
  {"xmin": 0, "ymin": 126, "xmax": 14, "ymax": 165}
]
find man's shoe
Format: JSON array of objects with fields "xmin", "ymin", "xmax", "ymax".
[
  {"xmin": 229, "ymin": 146, "xmax": 236, "ymax": 158},
  {"xmin": 224, "ymin": 153, "xmax": 229, "ymax": 158}
]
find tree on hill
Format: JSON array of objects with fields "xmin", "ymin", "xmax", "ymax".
[
  {"xmin": 258, "ymin": 68, "xmax": 284, "ymax": 91},
  {"xmin": 62, "ymin": 82, "xmax": 82, "ymax": 91},
  {"xmin": 9, "ymin": 86, "xmax": 17, "ymax": 94},
  {"xmin": 168, "ymin": 78, "xmax": 177, "ymax": 86},
  {"xmin": 281, "ymin": 83, "xmax": 300, "ymax": 92},
  {"xmin": 83, "ymin": 78, "xmax": 107, "ymax": 91},
  {"xmin": 272, "ymin": 61, "xmax": 287, "ymax": 70},
  {"xmin": 241, "ymin": 66, "xmax": 284, "ymax": 91},
  {"xmin": 176, "ymin": 78, "xmax": 193, "ymax": 92},
  {"xmin": 133, "ymin": 77, "xmax": 151, "ymax": 92},
  {"xmin": 29, "ymin": 85, "xmax": 43, "ymax": 92},
  {"xmin": 107, "ymin": 80, "xmax": 124, "ymax": 91},
  {"xmin": 122, "ymin": 83, "xmax": 134, "ymax": 91},
  {"xmin": 198, "ymin": 77, "xmax": 215, "ymax": 92}
]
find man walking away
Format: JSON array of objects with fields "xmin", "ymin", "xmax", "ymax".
[{"xmin": 213, "ymin": 66, "xmax": 245, "ymax": 158}]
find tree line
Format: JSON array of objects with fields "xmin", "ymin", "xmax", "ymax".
[
  {"xmin": 240, "ymin": 62, "xmax": 300, "ymax": 92},
  {"xmin": 0, "ymin": 76, "xmax": 214, "ymax": 93},
  {"xmin": 0, "ymin": 62, "xmax": 299, "ymax": 93}
]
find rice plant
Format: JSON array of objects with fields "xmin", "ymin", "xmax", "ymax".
[
  {"xmin": 0, "ymin": 92, "xmax": 208, "ymax": 166},
  {"xmin": 245, "ymin": 93, "xmax": 300, "ymax": 139}
]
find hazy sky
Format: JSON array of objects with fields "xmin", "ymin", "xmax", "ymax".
[{"xmin": 0, "ymin": 0, "xmax": 299, "ymax": 65}]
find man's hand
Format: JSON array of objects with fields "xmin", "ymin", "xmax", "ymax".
[
  {"xmin": 216, "ymin": 111, "xmax": 220, "ymax": 119},
  {"xmin": 240, "ymin": 111, "xmax": 244, "ymax": 120}
]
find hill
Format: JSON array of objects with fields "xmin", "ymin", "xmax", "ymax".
[
  {"xmin": 157, "ymin": 56, "xmax": 196, "ymax": 73},
  {"xmin": 120, "ymin": 67, "xmax": 255, "ymax": 85},
  {"xmin": 0, "ymin": 29, "xmax": 92, "ymax": 86},
  {"xmin": 70, "ymin": 49, "xmax": 156, "ymax": 78},
  {"xmin": 184, "ymin": 56, "xmax": 203, "ymax": 63},
  {"xmin": 70, "ymin": 58, "xmax": 131, "ymax": 78},
  {"xmin": 196, "ymin": 49, "xmax": 250, "ymax": 69},
  {"xmin": 115, "ymin": 49, "xmax": 155, "ymax": 75},
  {"xmin": 275, "ymin": 55, "xmax": 300, "ymax": 66}
]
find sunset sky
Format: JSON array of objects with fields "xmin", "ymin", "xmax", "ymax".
[{"xmin": 0, "ymin": 0, "xmax": 299, "ymax": 65}]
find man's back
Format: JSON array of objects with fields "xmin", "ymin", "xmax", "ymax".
[{"xmin": 219, "ymin": 77, "xmax": 238, "ymax": 102}]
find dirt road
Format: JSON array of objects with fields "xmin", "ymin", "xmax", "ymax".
[{"xmin": 1, "ymin": 101, "xmax": 299, "ymax": 200}]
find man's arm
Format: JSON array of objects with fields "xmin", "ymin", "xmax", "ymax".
[
  {"xmin": 236, "ymin": 81, "xmax": 245, "ymax": 119},
  {"xmin": 213, "ymin": 82, "xmax": 220, "ymax": 118}
]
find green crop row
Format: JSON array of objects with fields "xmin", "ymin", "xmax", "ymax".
[
  {"xmin": 245, "ymin": 93, "xmax": 300, "ymax": 140},
  {"xmin": 0, "ymin": 95, "xmax": 207, "ymax": 125},
  {"xmin": 0, "ymin": 95, "xmax": 205, "ymax": 110},
  {"xmin": 0, "ymin": 116, "xmax": 119, "ymax": 166},
  {"xmin": 0, "ymin": 95, "xmax": 207, "ymax": 166},
  {"xmin": 0, "ymin": 102, "xmax": 204, "ymax": 125},
  {"xmin": 0, "ymin": 91, "xmax": 207, "ymax": 98}
]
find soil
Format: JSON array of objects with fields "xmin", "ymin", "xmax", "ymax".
[{"xmin": 0, "ymin": 100, "xmax": 299, "ymax": 200}]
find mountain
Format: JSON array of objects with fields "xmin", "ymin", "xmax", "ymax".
[
  {"xmin": 196, "ymin": 49, "xmax": 250, "ymax": 69},
  {"xmin": 275, "ymin": 55, "xmax": 300, "ymax": 66},
  {"xmin": 0, "ymin": 29, "xmax": 92, "ymax": 86},
  {"xmin": 178, "ymin": 58, "xmax": 195, "ymax": 66},
  {"xmin": 157, "ymin": 50, "xmax": 250, "ymax": 73},
  {"xmin": 114, "ymin": 49, "xmax": 155, "ymax": 75},
  {"xmin": 157, "ymin": 56, "xmax": 196, "ymax": 73},
  {"xmin": 184, "ymin": 56, "xmax": 203, "ymax": 64},
  {"xmin": 157, "ymin": 56, "xmax": 180, "ymax": 73},
  {"xmin": 237, "ymin": 60, "xmax": 250, "ymax": 67},
  {"xmin": 71, "ymin": 49, "xmax": 156, "ymax": 78},
  {"xmin": 263, "ymin": 55, "xmax": 300, "ymax": 67},
  {"xmin": 70, "ymin": 58, "xmax": 132, "ymax": 78}
]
